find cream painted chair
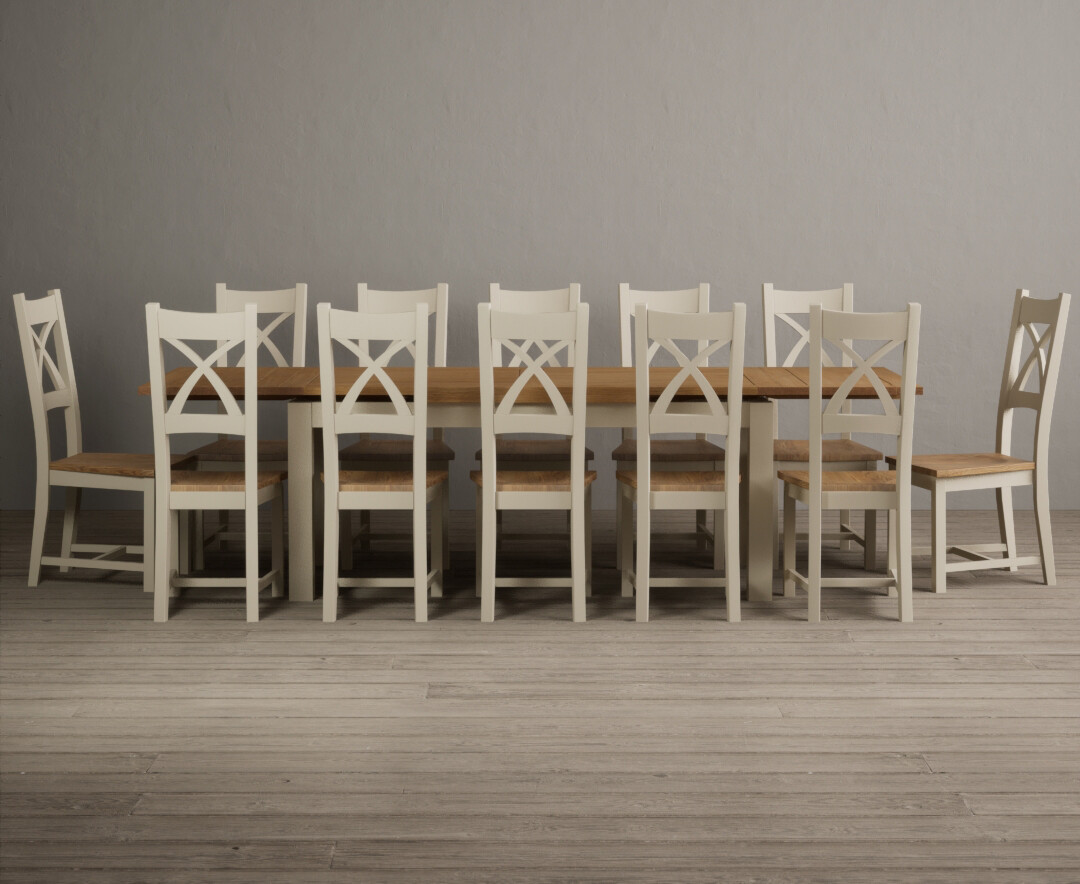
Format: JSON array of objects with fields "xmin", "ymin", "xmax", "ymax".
[
  {"xmin": 188, "ymin": 284, "xmax": 306, "ymax": 564},
  {"xmin": 472, "ymin": 303, "xmax": 594, "ymax": 622},
  {"xmin": 764, "ymin": 284, "xmax": 882, "ymax": 569},
  {"xmin": 14, "ymin": 290, "xmax": 182, "ymax": 593},
  {"xmin": 611, "ymin": 284, "xmax": 724, "ymax": 584},
  {"xmin": 616, "ymin": 304, "xmax": 744, "ymax": 623},
  {"xmin": 339, "ymin": 285, "xmax": 453, "ymax": 569},
  {"xmin": 318, "ymin": 303, "xmax": 448, "ymax": 623},
  {"xmin": 886, "ymin": 290, "xmax": 1070, "ymax": 592},
  {"xmin": 779, "ymin": 304, "xmax": 921, "ymax": 622},
  {"xmin": 146, "ymin": 303, "xmax": 285, "ymax": 622}
]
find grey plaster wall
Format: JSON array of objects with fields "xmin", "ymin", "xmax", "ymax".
[{"xmin": 2, "ymin": 0, "xmax": 1077, "ymax": 511}]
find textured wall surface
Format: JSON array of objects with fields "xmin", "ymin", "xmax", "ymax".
[{"xmin": 2, "ymin": 0, "xmax": 1077, "ymax": 510}]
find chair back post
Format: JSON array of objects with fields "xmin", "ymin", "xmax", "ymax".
[
  {"xmin": 13, "ymin": 290, "xmax": 84, "ymax": 465},
  {"xmin": 995, "ymin": 290, "xmax": 1071, "ymax": 470},
  {"xmin": 215, "ymin": 283, "xmax": 308, "ymax": 367},
  {"xmin": 489, "ymin": 283, "xmax": 581, "ymax": 366},
  {"xmin": 570, "ymin": 304, "xmax": 590, "ymax": 494}
]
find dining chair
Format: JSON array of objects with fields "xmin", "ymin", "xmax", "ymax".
[
  {"xmin": 187, "ymin": 284, "xmax": 306, "ymax": 565},
  {"xmin": 318, "ymin": 303, "xmax": 448, "ymax": 623},
  {"xmin": 616, "ymin": 304, "xmax": 745, "ymax": 623},
  {"xmin": 339, "ymin": 285, "xmax": 454, "ymax": 570},
  {"xmin": 779, "ymin": 304, "xmax": 921, "ymax": 622},
  {"xmin": 611, "ymin": 284, "xmax": 724, "ymax": 586},
  {"xmin": 146, "ymin": 303, "xmax": 285, "ymax": 621},
  {"xmin": 885, "ymin": 290, "xmax": 1070, "ymax": 592},
  {"xmin": 472, "ymin": 303, "xmax": 594, "ymax": 622},
  {"xmin": 14, "ymin": 289, "xmax": 182, "ymax": 594},
  {"xmin": 764, "ymin": 284, "xmax": 882, "ymax": 569}
]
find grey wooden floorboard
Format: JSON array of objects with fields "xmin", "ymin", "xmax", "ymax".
[{"xmin": 1, "ymin": 508, "xmax": 1078, "ymax": 881}]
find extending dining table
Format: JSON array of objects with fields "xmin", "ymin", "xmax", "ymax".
[{"xmin": 140, "ymin": 365, "xmax": 917, "ymax": 605}]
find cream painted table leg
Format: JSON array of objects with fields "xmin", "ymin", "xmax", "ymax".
[
  {"xmin": 745, "ymin": 399, "xmax": 777, "ymax": 602},
  {"xmin": 288, "ymin": 401, "xmax": 316, "ymax": 602}
]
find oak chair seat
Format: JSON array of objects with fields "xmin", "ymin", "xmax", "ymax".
[
  {"xmin": 171, "ymin": 470, "xmax": 286, "ymax": 492},
  {"xmin": 470, "ymin": 469, "xmax": 598, "ymax": 492},
  {"xmin": 778, "ymin": 469, "xmax": 898, "ymax": 493},
  {"xmin": 473, "ymin": 438, "xmax": 595, "ymax": 462},
  {"xmin": 617, "ymin": 469, "xmax": 731, "ymax": 491},
  {"xmin": 775, "ymin": 438, "xmax": 883, "ymax": 463},
  {"xmin": 341, "ymin": 437, "xmax": 455, "ymax": 463},
  {"xmin": 188, "ymin": 438, "xmax": 289, "ymax": 463},
  {"xmin": 50, "ymin": 452, "xmax": 194, "ymax": 479},
  {"xmin": 884, "ymin": 452, "xmax": 1034, "ymax": 479},
  {"xmin": 337, "ymin": 469, "xmax": 449, "ymax": 492},
  {"xmin": 611, "ymin": 438, "xmax": 725, "ymax": 463}
]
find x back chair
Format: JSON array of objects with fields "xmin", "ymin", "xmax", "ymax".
[
  {"xmin": 779, "ymin": 304, "xmax": 921, "ymax": 622},
  {"xmin": 15, "ymin": 290, "xmax": 174, "ymax": 593},
  {"xmin": 475, "ymin": 283, "xmax": 594, "ymax": 469},
  {"xmin": 886, "ymin": 290, "xmax": 1070, "ymax": 591},
  {"xmin": 611, "ymin": 284, "xmax": 723, "ymax": 580},
  {"xmin": 318, "ymin": 303, "xmax": 448, "ymax": 623},
  {"xmin": 472, "ymin": 303, "xmax": 594, "ymax": 622},
  {"xmin": 617, "ymin": 304, "xmax": 745, "ymax": 623},
  {"xmin": 339, "ymin": 285, "xmax": 454, "ymax": 568},
  {"xmin": 764, "ymin": 284, "xmax": 881, "ymax": 569},
  {"xmin": 146, "ymin": 303, "xmax": 285, "ymax": 621}
]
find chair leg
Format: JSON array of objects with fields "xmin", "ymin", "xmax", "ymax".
[
  {"xmin": 584, "ymin": 486, "xmax": 593, "ymax": 598},
  {"xmin": 898, "ymin": 493, "xmax": 913, "ymax": 623},
  {"xmin": 783, "ymin": 489, "xmax": 796, "ymax": 598},
  {"xmin": 807, "ymin": 494, "xmax": 822, "ymax": 623},
  {"xmin": 619, "ymin": 486, "xmax": 633, "ymax": 598},
  {"xmin": 863, "ymin": 509, "xmax": 877, "ymax": 571},
  {"xmin": 635, "ymin": 498, "xmax": 650, "ymax": 623},
  {"xmin": 28, "ymin": 472, "xmax": 48, "ymax": 587},
  {"xmin": 59, "ymin": 488, "xmax": 80, "ymax": 573},
  {"xmin": 142, "ymin": 486, "xmax": 155, "ymax": 594},
  {"xmin": 431, "ymin": 489, "xmax": 445, "ymax": 599},
  {"xmin": 571, "ymin": 481, "xmax": 587, "ymax": 623},
  {"xmin": 413, "ymin": 493, "xmax": 428, "ymax": 623},
  {"xmin": 244, "ymin": 503, "xmax": 259, "ymax": 623},
  {"xmin": 480, "ymin": 489, "xmax": 497, "ymax": 622},
  {"xmin": 888, "ymin": 509, "xmax": 898, "ymax": 577},
  {"xmin": 725, "ymin": 503, "xmax": 741, "ymax": 623},
  {"xmin": 931, "ymin": 487, "xmax": 947, "ymax": 594},
  {"xmin": 996, "ymin": 486, "xmax": 1019, "ymax": 573},
  {"xmin": 154, "ymin": 505, "xmax": 172, "ymax": 623},
  {"xmin": 475, "ymin": 486, "xmax": 483, "ymax": 598},
  {"xmin": 271, "ymin": 492, "xmax": 285, "ymax": 598},
  {"xmin": 322, "ymin": 497, "xmax": 340, "ymax": 623},
  {"xmin": 1033, "ymin": 470, "xmax": 1056, "ymax": 586},
  {"xmin": 839, "ymin": 508, "xmax": 854, "ymax": 551}
]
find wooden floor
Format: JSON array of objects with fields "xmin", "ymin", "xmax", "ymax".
[{"xmin": 1, "ymin": 507, "xmax": 1078, "ymax": 883}]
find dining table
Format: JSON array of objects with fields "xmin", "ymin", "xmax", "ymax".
[{"xmin": 140, "ymin": 365, "xmax": 919, "ymax": 605}]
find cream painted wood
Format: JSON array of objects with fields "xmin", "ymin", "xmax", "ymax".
[
  {"xmin": 763, "ymin": 283, "xmax": 879, "ymax": 569},
  {"xmin": 780, "ymin": 304, "xmax": 921, "ymax": 622},
  {"xmin": 340, "ymin": 285, "xmax": 453, "ymax": 570},
  {"xmin": 318, "ymin": 303, "xmax": 447, "ymax": 623},
  {"xmin": 899, "ymin": 290, "xmax": 1070, "ymax": 592},
  {"xmin": 474, "ymin": 303, "xmax": 592, "ymax": 622},
  {"xmin": 146, "ymin": 303, "xmax": 284, "ymax": 622},
  {"xmin": 615, "ymin": 284, "xmax": 717, "ymax": 574},
  {"xmin": 13, "ymin": 290, "xmax": 157, "ymax": 592},
  {"xmin": 617, "ymin": 304, "xmax": 745, "ymax": 622}
]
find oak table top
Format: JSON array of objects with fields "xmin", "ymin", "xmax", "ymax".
[{"xmin": 138, "ymin": 365, "xmax": 920, "ymax": 402}]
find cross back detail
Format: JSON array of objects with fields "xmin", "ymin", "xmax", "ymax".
[
  {"xmin": 164, "ymin": 334, "xmax": 247, "ymax": 427},
  {"xmin": 649, "ymin": 335, "xmax": 729, "ymax": 432},
  {"xmin": 496, "ymin": 336, "xmax": 572, "ymax": 419}
]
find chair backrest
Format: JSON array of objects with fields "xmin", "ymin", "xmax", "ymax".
[
  {"xmin": 13, "ymin": 289, "xmax": 83, "ymax": 464},
  {"xmin": 619, "ymin": 284, "xmax": 710, "ymax": 367},
  {"xmin": 633, "ymin": 304, "xmax": 745, "ymax": 490},
  {"xmin": 357, "ymin": 284, "xmax": 448, "ymax": 367},
  {"xmin": 317, "ymin": 304, "xmax": 429, "ymax": 495},
  {"xmin": 808, "ymin": 304, "xmax": 921, "ymax": 493},
  {"xmin": 763, "ymin": 284, "xmax": 854, "ymax": 368},
  {"xmin": 146, "ymin": 303, "xmax": 259, "ymax": 491},
  {"xmin": 489, "ymin": 283, "xmax": 581, "ymax": 366},
  {"xmin": 996, "ymin": 289, "xmax": 1071, "ymax": 465},
  {"xmin": 477, "ymin": 303, "xmax": 589, "ymax": 487},
  {"xmin": 215, "ymin": 283, "xmax": 308, "ymax": 367}
]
